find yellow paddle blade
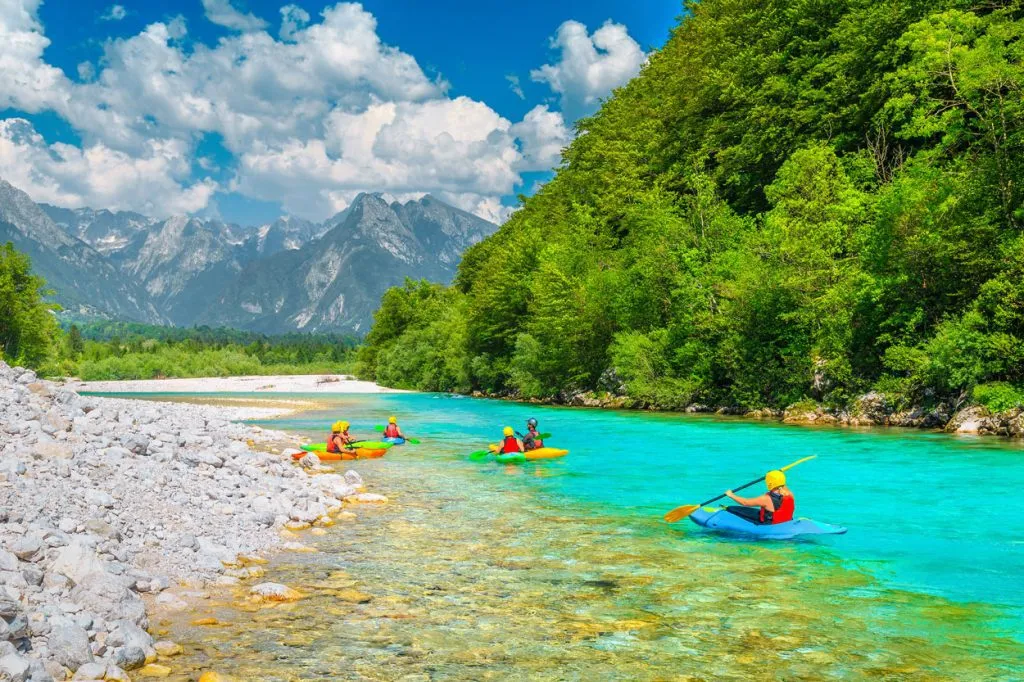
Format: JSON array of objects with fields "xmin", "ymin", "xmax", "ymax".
[
  {"xmin": 663, "ymin": 504, "xmax": 700, "ymax": 523},
  {"xmin": 780, "ymin": 455, "xmax": 817, "ymax": 472}
]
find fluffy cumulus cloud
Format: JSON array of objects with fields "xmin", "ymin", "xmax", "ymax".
[
  {"xmin": 201, "ymin": 0, "xmax": 268, "ymax": 32},
  {"xmin": 279, "ymin": 3, "xmax": 309, "ymax": 40},
  {"xmin": 531, "ymin": 20, "xmax": 647, "ymax": 119},
  {"xmin": 0, "ymin": 118, "xmax": 216, "ymax": 214},
  {"xmin": 0, "ymin": 2, "xmax": 619, "ymax": 222},
  {"xmin": 511, "ymin": 105, "xmax": 570, "ymax": 170}
]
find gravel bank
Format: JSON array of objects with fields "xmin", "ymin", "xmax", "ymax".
[
  {"xmin": 67, "ymin": 374, "xmax": 405, "ymax": 394},
  {"xmin": 0, "ymin": 361, "xmax": 375, "ymax": 681}
]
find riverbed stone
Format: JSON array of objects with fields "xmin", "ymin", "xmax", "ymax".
[
  {"xmin": 113, "ymin": 646, "xmax": 146, "ymax": 671},
  {"xmin": 70, "ymin": 573, "xmax": 147, "ymax": 628},
  {"xmin": 0, "ymin": 653, "xmax": 31, "ymax": 682},
  {"xmin": 0, "ymin": 359, "xmax": 380, "ymax": 676},
  {"xmin": 153, "ymin": 641, "xmax": 182, "ymax": 657},
  {"xmin": 71, "ymin": 661, "xmax": 107, "ymax": 680},
  {"xmin": 250, "ymin": 583, "xmax": 302, "ymax": 603},
  {"xmin": 48, "ymin": 618, "xmax": 93, "ymax": 672}
]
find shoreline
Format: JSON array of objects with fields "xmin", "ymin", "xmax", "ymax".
[
  {"xmin": 466, "ymin": 389, "xmax": 1024, "ymax": 439},
  {"xmin": 0, "ymin": 361, "xmax": 386, "ymax": 681},
  {"xmin": 66, "ymin": 373, "xmax": 407, "ymax": 395}
]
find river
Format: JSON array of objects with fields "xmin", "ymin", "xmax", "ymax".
[{"xmin": 118, "ymin": 391, "xmax": 1024, "ymax": 680}]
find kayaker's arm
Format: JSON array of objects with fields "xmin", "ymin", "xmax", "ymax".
[{"xmin": 725, "ymin": 490, "xmax": 771, "ymax": 509}]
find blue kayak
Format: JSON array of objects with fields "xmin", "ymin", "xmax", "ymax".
[
  {"xmin": 688, "ymin": 508, "xmax": 846, "ymax": 539},
  {"xmin": 383, "ymin": 437, "xmax": 405, "ymax": 445}
]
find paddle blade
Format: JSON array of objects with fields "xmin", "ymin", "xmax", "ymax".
[
  {"xmin": 468, "ymin": 450, "xmax": 490, "ymax": 461},
  {"xmin": 406, "ymin": 438, "xmax": 421, "ymax": 445},
  {"xmin": 664, "ymin": 504, "xmax": 700, "ymax": 523},
  {"xmin": 374, "ymin": 425, "xmax": 385, "ymax": 432},
  {"xmin": 537, "ymin": 432, "xmax": 552, "ymax": 440}
]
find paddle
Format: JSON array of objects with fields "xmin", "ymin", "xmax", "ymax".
[
  {"xmin": 663, "ymin": 455, "xmax": 817, "ymax": 523},
  {"xmin": 373, "ymin": 424, "xmax": 421, "ymax": 444},
  {"xmin": 468, "ymin": 450, "xmax": 491, "ymax": 461}
]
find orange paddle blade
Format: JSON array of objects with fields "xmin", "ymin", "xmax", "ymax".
[{"xmin": 664, "ymin": 504, "xmax": 700, "ymax": 523}]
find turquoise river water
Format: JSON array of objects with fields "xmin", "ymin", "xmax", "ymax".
[{"xmin": 107, "ymin": 392, "xmax": 1024, "ymax": 680}]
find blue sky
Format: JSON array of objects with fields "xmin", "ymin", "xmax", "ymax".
[{"xmin": 1, "ymin": 0, "xmax": 680, "ymax": 225}]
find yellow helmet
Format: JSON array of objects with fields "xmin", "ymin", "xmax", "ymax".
[
  {"xmin": 503, "ymin": 426, "xmax": 514, "ymax": 437},
  {"xmin": 388, "ymin": 416, "xmax": 397, "ymax": 424},
  {"xmin": 332, "ymin": 420, "xmax": 349, "ymax": 432},
  {"xmin": 766, "ymin": 470, "xmax": 786, "ymax": 490}
]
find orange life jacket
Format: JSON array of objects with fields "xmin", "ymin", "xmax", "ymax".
[{"xmin": 326, "ymin": 432, "xmax": 349, "ymax": 453}]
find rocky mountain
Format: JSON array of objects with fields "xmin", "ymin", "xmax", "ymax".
[
  {"xmin": 242, "ymin": 216, "xmax": 325, "ymax": 260},
  {"xmin": 0, "ymin": 180, "xmax": 164, "ymax": 323},
  {"xmin": 0, "ymin": 180, "xmax": 497, "ymax": 334},
  {"xmin": 197, "ymin": 193, "xmax": 497, "ymax": 333},
  {"xmin": 40, "ymin": 205, "xmax": 157, "ymax": 254},
  {"xmin": 112, "ymin": 217, "xmax": 254, "ymax": 325}
]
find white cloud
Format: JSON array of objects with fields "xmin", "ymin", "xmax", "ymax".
[
  {"xmin": 506, "ymin": 74, "xmax": 524, "ymax": 100},
  {"xmin": 511, "ymin": 105, "xmax": 569, "ymax": 170},
  {"xmin": 101, "ymin": 4, "xmax": 127, "ymax": 21},
  {"xmin": 531, "ymin": 20, "xmax": 646, "ymax": 119},
  {"xmin": 0, "ymin": 118, "xmax": 217, "ymax": 216},
  {"xmin": 0, "ymin": 2, "xmax": 595, "ymax": 223},
  {"xmin": 279, "ymin": 3, "xmax": 309, "ymax": 40},
  {"xmin": 76, "ymin": 61, "xmax": 95, "ymax": 81},
  {"xmin": 0, "ymin": 0, "xmax": 71, "ymax": 113},
  {"xmin": 234, "ymin": 96, "xmax": 522, "ymax": 222},
  {"xmin": 201, "ymin": 0, "xmax": 268, "ymax": 32}
]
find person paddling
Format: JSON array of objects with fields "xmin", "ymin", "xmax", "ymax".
[
  {"xmin": 522, "ymin": 418, "xmax": 544, "ymax": 451},
  {"xmin": 383, "ymin": 416, "xmax": 404, "ymax": 439},
  {"xmin": 499, "ymin": 426, "xmax": 524, "ymax": 454},
  {"xmin": 326, "ymin": 421, "xmax": 355, "ymax": 454},
  {"xmin": 724, "ymin": 469, "xmax": 794, "ymax": 525}
]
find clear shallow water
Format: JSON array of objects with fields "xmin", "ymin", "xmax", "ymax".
[{"xmin": 119, "ymin": 392, "xmax": 1024, "ymax": 679}]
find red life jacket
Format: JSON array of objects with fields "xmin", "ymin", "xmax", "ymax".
[
  {"xmin": 384, "ymin": 424, "xmax": 400, "ymax": 438},
  {"xmin": 326, "ymin": 433, "xmax": 340, "ymax": 453},
  {"xmin": 526, "ymin": 429, "xmax": 543, "ymax": 449},
  {"xmin": 501, "ymin": 436, "xmax": 521, "ymax": 454},
  {"xmin": 761, "ymin": 491, "xmax": 795, "ymax": 524}
]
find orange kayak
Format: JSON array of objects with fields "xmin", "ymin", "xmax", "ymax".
[{"xmin": 292, "ymin": 447, "xmax": 386, "ymax": 461}]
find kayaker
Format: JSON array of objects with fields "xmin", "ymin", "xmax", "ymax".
[
  {"xmin": 499, "ymin": 426, "xmax": 524, "ymax": 454},
  {"xmin": 326, "ymin": 421, "xmax": 354, "ymax": 454},
  {"xmin": 383, "ymin": 416, "xmax": 404, "ymax": 439},
  {"xmin": 724, "ymin": 470, "xmax": 794, "ymax": 525},
  {"xmin": 522, "ymin": 418, "xmax": 543, "ymax": 451}
]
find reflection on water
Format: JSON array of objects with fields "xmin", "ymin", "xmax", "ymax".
[{"xmin": 157, "ymin": 454, "xmax": 1023, "ymax": 681}]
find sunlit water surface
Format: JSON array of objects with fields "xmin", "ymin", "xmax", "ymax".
[{"xmin": 102, "ymin": 392, "xmax": 1024, "ymax": 680}]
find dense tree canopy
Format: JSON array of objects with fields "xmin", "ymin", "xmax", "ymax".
[
  {"xmin": 365, "ymin": 0, "xmax": 1024, "ymax": 414},
  {"xmin": 0, "ymin": 243, "xmax": 59, "ymax": 368}
]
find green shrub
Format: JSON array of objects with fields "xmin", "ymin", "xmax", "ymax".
[{"xmin": 972, "ymin": 382, "xmax": 1024, "ymax": 413}]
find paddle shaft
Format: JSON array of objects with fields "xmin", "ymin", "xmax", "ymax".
[
  {"xmin": 697, "ymin": 454, "xmax": 817, "ymax": 507},
  {"xmin": 697, "ymin": 476, "xmax": 762, "ymax": 507}
]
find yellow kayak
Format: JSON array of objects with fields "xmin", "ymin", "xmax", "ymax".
[{"xmin": 487, "ymin": 444, "xmax": 569, "ymax": 462}]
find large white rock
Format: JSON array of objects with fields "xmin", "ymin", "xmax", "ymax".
[
  {"xmin": 70, "ymin": 572, "xmax": 147, "ymax": 628},
  {"xmin": 50, "ymin": 542, "xmax": 105, "ymax": 585},
  {"xmin": 48, "ymin": 617, "xmax": 93, "ymax": 672}
]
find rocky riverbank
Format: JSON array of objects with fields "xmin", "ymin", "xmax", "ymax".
[
  {"xmin": 0, "ymin": 360, "xmax": 377, "ymax": 681},
  {"xmin": 470, "ymin": 388, "xmax": 1024, "ymax": 437}
]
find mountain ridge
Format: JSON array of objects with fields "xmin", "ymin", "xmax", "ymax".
[{"xmin": 1, "ymin": 180, "xmax": 498, "ymax": 334}]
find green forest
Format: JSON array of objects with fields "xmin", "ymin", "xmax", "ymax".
[{"xmin": 358, "ymin": 0, "xmax": 1024, "ymax": 415}]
